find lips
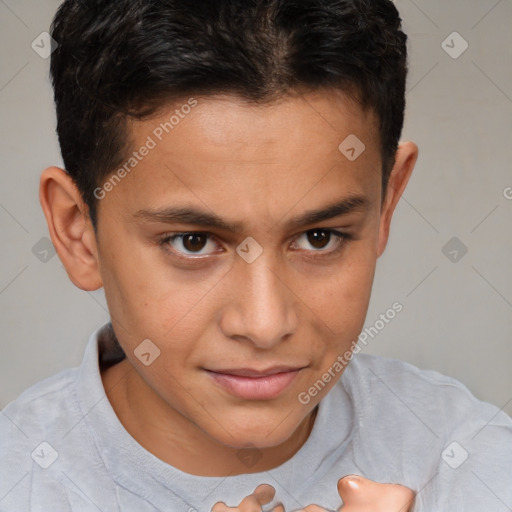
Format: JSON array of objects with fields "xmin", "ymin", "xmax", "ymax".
[
  {"xmin": 210, "ymin": 366, "xmax": 303, "ymax": 378},
  {"xmin": 206, "ymin": 366, "xmax": 304, "ymax": 400}
]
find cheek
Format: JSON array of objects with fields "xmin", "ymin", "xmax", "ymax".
[
  {"xmin": 298, "ymin": 256, "xmax": 375, "ymax": 394},
  {"xmin": 297, "ymin": 251, "xmax": 376, "ymax": 339},
  {"xmin": 99, "ymin": 238, "xmax": 221, "ymax": 340}
]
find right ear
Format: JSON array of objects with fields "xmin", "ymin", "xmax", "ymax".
[{"xmin": 39, "ymin": 166, "xmax": 103, "ymax": 291}]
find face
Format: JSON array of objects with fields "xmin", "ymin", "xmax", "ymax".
[{"xmin": 61, "ymin": 90, "xmax": 412, "ymax": 453}]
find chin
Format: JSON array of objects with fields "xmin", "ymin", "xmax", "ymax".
[
  {"xmin": 208, "ymin": 408, "xmax": 307, "ymax": 450},
  {"xmin": 220, "ymin": 432, "xmax": 293, "ymax": 452}
]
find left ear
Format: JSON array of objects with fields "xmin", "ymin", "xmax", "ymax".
[{"xmin": 377, "ymin": 141, "xmax": 419, "ymax": 257}]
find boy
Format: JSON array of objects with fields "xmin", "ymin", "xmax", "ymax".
[{"xmin": 1, "ymin": 0, "xmax": 511, "ymax": 510}]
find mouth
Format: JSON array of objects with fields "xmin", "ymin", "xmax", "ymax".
[{"xmin": 205, "ymin": 366, "xmax": 305, "ymax": 400}]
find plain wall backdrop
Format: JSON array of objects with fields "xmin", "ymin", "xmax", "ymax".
[{"xmin": 1, "ymin": 0, "xmax": 511, "ymax": 414}]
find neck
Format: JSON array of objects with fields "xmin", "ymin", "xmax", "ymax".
[{"xmin": 101, "ymin": 358, "xmax": 319, "ymax": 476}]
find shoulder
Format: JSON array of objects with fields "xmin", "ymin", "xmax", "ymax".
[
  {"xmin": 0, "ymin": 368, "xmax": 80, "ymax": 510},
  {"xmin": 343, "ymin": 352, "xmax": 512, "ymax": 435},
  {"xmin": 1, "ymin": 366, "xmax": 80, "ymax": 436},
  {"xmin": 347, "ymin": 351, "xmax": 467, "ymax": 387},
  {"xmin": 344, "ymin": 352, "xmax": 490, "ymax": 414},
  {"xmin": 339, "ymin": 353, "xmax": 512, "ymax": 506}
]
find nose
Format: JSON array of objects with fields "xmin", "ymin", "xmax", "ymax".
[{"xmin": 219, "ymin": 255, "xmax": 298, "ymax": 350}]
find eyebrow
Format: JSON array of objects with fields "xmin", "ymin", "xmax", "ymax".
[{"xmin": 133, "ymin": 195, "xmax": 370, "ymax": 233}]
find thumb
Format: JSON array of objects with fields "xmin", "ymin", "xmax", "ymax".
[{"xmin": 337, "ymin": 475, "xmax": 415, "ymax": 511}]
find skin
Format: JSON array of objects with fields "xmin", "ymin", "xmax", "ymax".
[
  {"xmin": 39, "ymin": 90, "xmax": 418, "ymax": 481},
  {"xmin": 213, "ymin": 477, "xmax": 415, "ymax": 511}
]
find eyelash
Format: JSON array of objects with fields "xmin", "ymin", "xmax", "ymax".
[{"xmin": 158, "ymin": 229, "xmax": 353, "ymax": 262}]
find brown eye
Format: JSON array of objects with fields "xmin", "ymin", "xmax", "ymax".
[
  {"xmin": 292, "ymin": 228, "xmax": 350, "ymax": 257},
  {"xmin": 160, "ymin": 232, "xmax": 220, "ymax": 257},
  {"xmin": 306, "ymin": 230, "xmax": 331, "ymax": 249},
  {"xmin": 181, "ymin": 233, "xmax": 208, "ymax": 253}
]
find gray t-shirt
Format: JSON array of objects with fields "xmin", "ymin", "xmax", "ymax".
[{"xmin": 1, "ymin": 323, "xmax": 511, "ymax": 511}]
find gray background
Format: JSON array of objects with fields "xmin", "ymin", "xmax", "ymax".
[{"xmin": 0, "ymin": 0, "xmax": 511, "ymax": 413}]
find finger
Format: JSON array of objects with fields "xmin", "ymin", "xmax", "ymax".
[
  {"xmin": 236, "ymin": 492, "xmax": 277, "ymax": 512},
  {"xmin": 296, "ymin": 505, "xmax": 329, "ymax": 512},
  {"xmin": 252, "ymin": 484, "xmax": 277, "ymax": 505},
  {"xmin": 337, "ymin": 475, "xmax": 415, "ymax": 510},
  {"xmin": 211, "ymin": 485, "xmax": 277, "ymax": 512},
  {"xmin": 211, "ymin": 501, "xmax": 230, "ymax": 512},
  {"xmin": 337, "ymin": 474, "xmax": 364, "ymax": 500},
  {"xmin": 211, "ymin": 498, "xmax": 267, "ymax": 512}
]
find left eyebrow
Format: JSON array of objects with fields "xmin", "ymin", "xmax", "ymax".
[
  {"xmin": 282, "ymin": 195, "xmax": 370, "ymax": 231},
  {"xmin": 133, "ymin": 195, "xmax": 370, "ymax": 233}
]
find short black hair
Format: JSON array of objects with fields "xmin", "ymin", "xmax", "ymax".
[{"xmin": 50, "ymin": 0, "xmax": 408, "ymax": 229}]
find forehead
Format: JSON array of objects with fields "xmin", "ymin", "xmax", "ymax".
[
  {"xmin": 138, "ymin": 90, "xmax": 379, "ymax": 158},
  {"xmin": 101, "ymin": 90, "xmax": 383, "ymax": 229}
]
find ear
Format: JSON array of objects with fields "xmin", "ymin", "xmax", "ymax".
[
  {"xmin": 39, "ymin": 166, "xmax": 103, "ymax": 290},
  {"xmin": 377, "ymin": 141, "xmax": 418, "ymax": 257}
]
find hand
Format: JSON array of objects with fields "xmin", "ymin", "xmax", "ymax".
[
  {"xmin": 295, "ymin": 475, "xmax": 415, "ymax": 512},
  {"xmin": 338, "ymin": 475, "xmax": 415, "ymax": 511},
  {"xmin": 211, "ymin": 484, "xmax": 285, "ymax": 512}
]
